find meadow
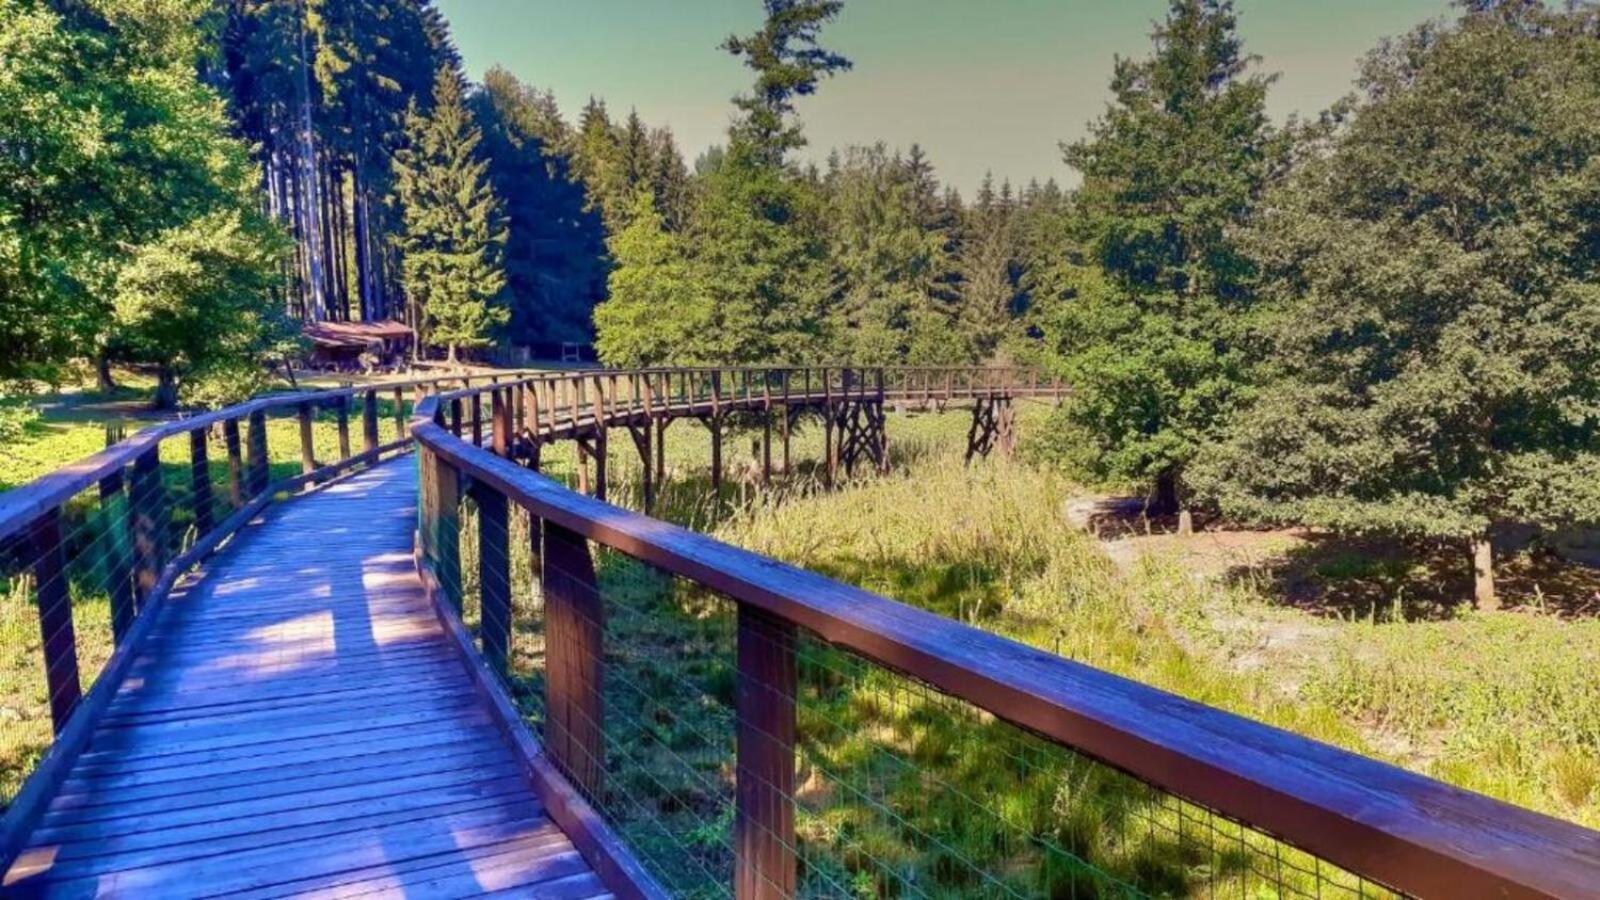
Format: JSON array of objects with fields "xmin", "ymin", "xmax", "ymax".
[
  {"xmin": 4, "ymin": 390, "xmax": 1596, "ymax": 895},
  {"xmin": 451, "ymin": 406, "xmax": 1599, "ymax": 895}
]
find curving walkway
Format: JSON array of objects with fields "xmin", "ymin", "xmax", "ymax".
[{"xmin": 3, "ymin": 459, "xmax": 608, "ymax": 899}]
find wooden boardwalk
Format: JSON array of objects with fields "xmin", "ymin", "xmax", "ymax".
[{"xmin": 3, "ymin": 459, "xmax": 609, "ymax": 899}]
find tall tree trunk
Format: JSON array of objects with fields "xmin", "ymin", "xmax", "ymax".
[
  {"xmin": 152, "ymin": 367, "xmax": 179, "ymax": 411},
  {"xmin": 294, "ymin": 0, "xmax": 328, "ymax": 321},
  {"xmin": 353, "ymin": 181, "xmax": 373, "ymax": 321},
  {"xmin": 1472, "ymin": 536, "xmax": 1498, "ymax": 610},
  {"xmin": 1150, "ymin": 469, "xmax": 1181, "ymax": 517},
  {"xmin": 96, "ymin": 352, "xmax": 116, "ymax": 393}
]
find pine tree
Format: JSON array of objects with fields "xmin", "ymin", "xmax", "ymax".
[
  {"xmin": 649, "ymin": 0, "xmax": 851, "ymax": 363},
  {"xmin": 957, "ymin": 173, "xmax": 1019, "ymax": 361},
  {"xmin": 721, "ymin": 0, "xmax": 852, "ymax": 165},
  {"xmin": 392, "ymin": 67, "xmax": 507, "ymax": 362},
  {"xmin": 593, "ymin": 191, "xmax": 708, "ymax": 365},
  {"xmin": 571, "ymin": 98, "xmax": 630, "ymax": 229},
  {"xmin": 1043, "ymin": 0, "xmax": 1285, "ymax": 514},
  {"xmin": 824, "ymin": 144, "xmax": 963, "ymax": 364},
  {"xmin": 472, "ymin": 67, "xmax": 607, "ymax": 348}
]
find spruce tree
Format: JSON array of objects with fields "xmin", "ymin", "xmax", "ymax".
[
  {"xmin": 677, "ymin": 0, "xmax": 850, "ymax": 362},
  {"xmin": 593, "ymin": 191, "xmax": 708, "ymax": 365},
  {"xmin": 1043, "ymin": 0, "xmax": 1284, "ymax": 515},
  {"xmin": 473, "ymin": 67, "xmax": 607, "ymax": 347},
  {"xmin": 392, "ymin": 67, "xmax": 507, "ymax": 362},
  {"xmin": 824, "ymin": 144, "xmax": 963, "ymax": 364},
  {"xmin": 957, "ymin": 173, "xmax": 1021, "ymax": 361}
]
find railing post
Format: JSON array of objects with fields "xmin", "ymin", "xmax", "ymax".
[
  {"xmin": 29, "ymin": 509, "xmax": 81, "ymax": 734},
  {"xmin": 223, "ymin": 417, "xmax": 244, "ymax": 508},
  {"xmin": 492, "ymin": 387, "xmax": 511, "ymax": 457},
  {"xmin": 335, "ymin": 395, "xmax": 352, "ymax": 461},
  {"xmin": 130, "ymin": 444, "xmax": 164, "ymax": 606},
  {"xmin": 97, "ymin": 470, "xmax": 136, "ymax": 644},
  {"xmin": 473, "ymin": 483, "xmax": 511, "ymax": 676},
  {"xmin": 394, "ymin": 385, "xmax": 407, "ymax": 437},
  {"xmin": 188, "ymin": 428, "xmax": 214, "ymax": 535},
  {"xmin": 542, "ymin": 520, "xmax": 604, "ymax": 797},
  {"xmin": 362, "ymin": 390, "xmax": 380, "ymax": 454},
  {"xmin": 450, "ymin": 397, "xmax": 463, "ymax": 438},
  {"xmin": 297, "ymin": 401, "xmax": 316, "ymax": 475},
  {"xmin": 735, "ymin": 605, "xmax": 797, "ymax": 899},
  {"xmin": 246, "ymin": 408, "xmax": 269, "ymax": 496},
  {"xmin": 423, "ymin": 449, "xmax": 462, "ymax": 611},
  {"xmin": 471, "ymin": 391, "xmax": 484, "ymax": 447}
]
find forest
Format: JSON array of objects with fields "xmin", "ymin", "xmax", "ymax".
[{"xmin": 6, "ymin": 0, "xmax": 1599, "ymax": 603}]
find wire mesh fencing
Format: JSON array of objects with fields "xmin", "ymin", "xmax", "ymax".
[
  {"xmin": 0, "ymin": 384, "xmax": 421, "ymax": 814},
  {"xmin": 424, "ymin": 459, "xmax": 1400, "ymax": 899}
]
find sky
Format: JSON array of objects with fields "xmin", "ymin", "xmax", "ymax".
[{"xmin": 437, "ymin": 0, "xmax": 1455, "ymax": 195}]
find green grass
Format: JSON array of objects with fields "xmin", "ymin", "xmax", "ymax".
[
  {"xmin": 7, "ymin": 392, "xmax": 1596, "ymax": 893},
  {"xmin": 497, "ymin": 408, "xmax": 1597, "ymax": 894}
]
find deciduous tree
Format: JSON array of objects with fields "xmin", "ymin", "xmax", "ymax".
[{"xmin": 1194, "ymin": 2, "xmax": 1600, "ymax": 608}]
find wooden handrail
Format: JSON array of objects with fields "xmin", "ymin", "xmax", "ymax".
[
  {"xmin": 412, "ymin": 385, "xmax": 1600, "ymax": 899},
  {"xmin": 0, "ymin": 370, "xmax": 543, "ymax": 544}
]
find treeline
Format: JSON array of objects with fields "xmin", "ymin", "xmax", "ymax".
[
  {"xmin": 1026, "ymin": 0, "xmax": 1600, "ymax": 605},
  {"xmin": 218, "ymin": 0, "xmax": 617, "ymax": 352},
  {"xmin": 589, "ymin": 1, "xmax": 1073, "ymax": 368}
]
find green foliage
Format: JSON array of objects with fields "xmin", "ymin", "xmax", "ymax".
[
  {"xmin": 392, "ymin": 67, "xmax": 509, "ymax": 361},
  {"xmin": 472, "ymin": 67, "xmax": 608, "ymax": 346},
  {"xmin": 1194, "ymin": 3, "xmax": 1600, "ymax": 547},
  {"xmin": 594, "ymin": 191, "xmax": 709, "ymax": 366},
  {"xmin": 720, "ymin": 0, "xmax": 852, "ymax": 165},
  {"xmin": 1037, "ymin": 0, "xmax": 1284, "ymax": 508},
  {"xmin": 0, "ymin": 0, "xmax": 287, "ymax": 395},
  {"xmin": 823, "ymin": 145, "xmax": 966, "ymax": 364}
]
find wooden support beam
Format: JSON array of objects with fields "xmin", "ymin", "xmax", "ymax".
[
  {"xmin": 297, "ymin": 402, "xmax": 316, "ymax": 475},
  {"xmin": 130, "ymin": 445, "xmax": 164, "ymax": 607},
  {"xmin": 542, "ymin": 519, "xmax": 604, "ymax": 798},
  {"xmin": 709, "ymin": 415, "xmax": 723, "ymax": 495},
  {"xmin": 362, "ymin": 390, "xmax": 380, "ymax": 454},
  {"xmin": 492, "ymin": 388, "xmax": 511, "ymax": 458},
  {"xmin": 97, "ymin": 470, "xmax": 136, "ymax": 645},
  {"xmin": 781, "ymin": 407, "xmax": 791, "ymax": 475},
  {"xmin": 29, "ymin": 509, "xmax": 80, "ymax": 735},
  {"xmin": 222, "ymin": 417, "xmax": 243, "ymax": 508},
  {"xmin": 335, "ymin": 395, "xmax": 351, "ymax": 460},
  {"xmin": 188, "ymin": 428, "xmax": 214, "ymax": 535},
  {"xmin": 593, "ymin": 430, "xmax": 608, "ymax": 503},
  {"xmin": 627, "ymin": 424, "xmax": 654, "ymax": 515},
  {"xmin": 734, "ymin": 606, "xmax": 797, "ymax": 899},
  {"xmin": 426, "ymin": 450, "xmax": 462, "ymax": 611},
  {"xmin": 762, "ymin": 413, "xmax": 772, "ymax": 485},
  {"xmin": 474, "ymin": 483, "xmax": 511, "ymax": 676},
  {"xmin": 246, "ymin": 409, "xmax": 269, "ymax": 496},
  {"xmin": 393, "ymin": 386, "xmax": 406, "ymax": 437},
  {"xmin": 655, "ymin": 418, "xmax": 669, "ymax": 487}
]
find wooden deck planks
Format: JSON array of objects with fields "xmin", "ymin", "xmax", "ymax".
[{"xmin": 4, "ymin": 459, "xmax": 605, "ymax": 898}]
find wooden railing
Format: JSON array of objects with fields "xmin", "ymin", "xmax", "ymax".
[
  {"xmin": 411, "ymin": 375, "xmax": 1600, "ymax": 899},
  {"xmin": 0, "ymin": 369, "xmax": 534, "ymax": 848}
]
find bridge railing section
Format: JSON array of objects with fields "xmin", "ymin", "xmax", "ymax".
[
  {"xmin": 412, "ymin": 378, "xmax": 1600, "ymax": 900},
  {"xmin": 0, "ymin": 370, "xmax": 529, "ymax": 826}
]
